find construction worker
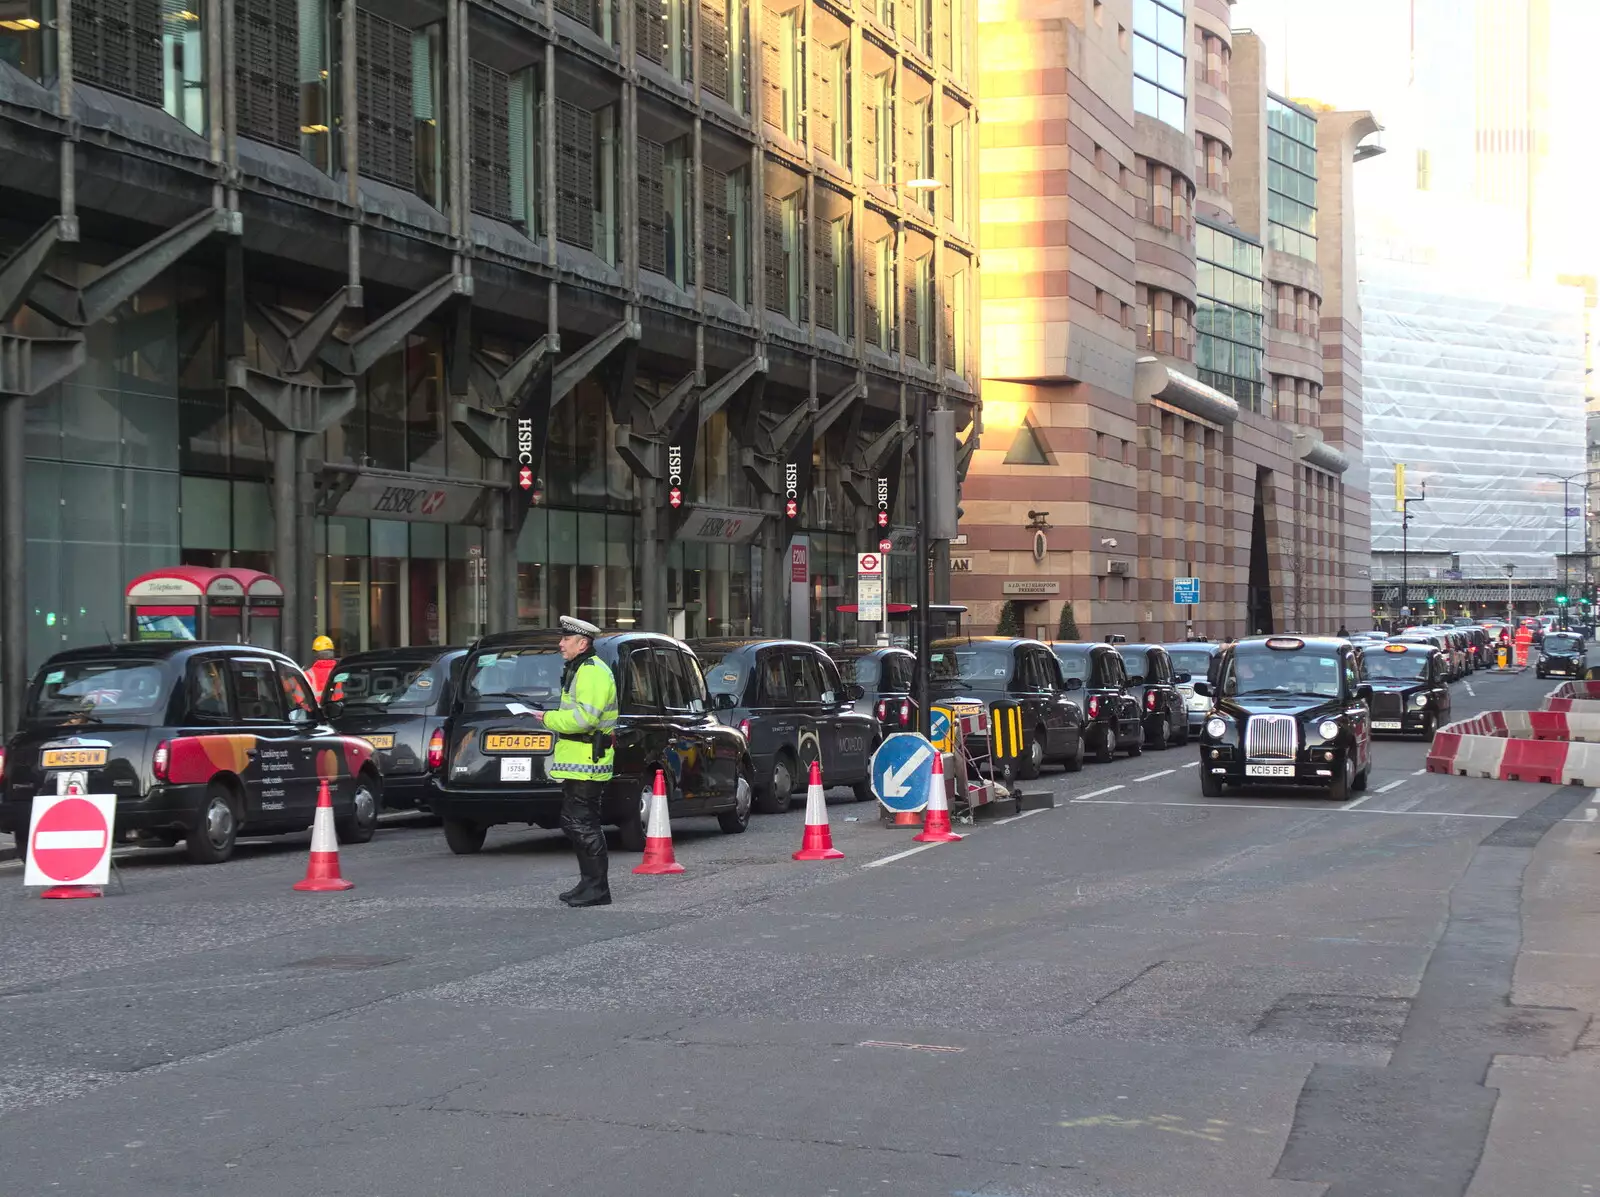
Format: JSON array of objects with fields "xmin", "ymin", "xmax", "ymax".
[
  {"xmin": 529, "ymin": 616, "xmax": 619, "ymax": 907},
  {"xmin": 306, "ymin": 635, "xmax": 338, "ymax": 699}
]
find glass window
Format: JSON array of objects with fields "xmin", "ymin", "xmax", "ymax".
[
  {"xmin": 757, "ymin": 649, "xmax": 789, "ymax": 703},
  {"xmin": 328, "ymin": 658, "xmax": 437, "ymax": 710},
  {"xmin": 462, "ymin": 645, "xmax": 564, "ymax": 709},
  {"xmin": 701, "ymin": 650, "xmax": 750, "ymax": 702},
  {"xmin": 1267, "ymin": 97, "xmax": 1318, "ymax": 263},
  {"xmin": 508, "ymin": 65, "xmax": 544, "ymax": 234},
  {"xmin": 27, "ymin": 659, "xmax": 171, "ymax": 723},
  {"xmin": 1053, "ymin": 649, "xmax": 1089, "ymax": 682},
  {"xmin": 230, "ymin": 658, "xmax": 285, "ymax": 721},
  {"xmin": 620, "ymin": 647, "xmax": 660, "ymax": 714},
  {"xmin": 656, "ymin": 647, "xmax": 707, "ymax": 713},
  {"xmin": 0, "ymin": 0, "xmax": 44, "ymax": 81},
  {"xmin": 278, "ymin": 663, "xmax": 319, "ymax": 718},
  {"xmin": 786, "ymin": 649, "xmax": 824, "ymax": 702},
  {"xmin": 1132, "ymin": 0, "xmax": 1184, "ymax": 131}
]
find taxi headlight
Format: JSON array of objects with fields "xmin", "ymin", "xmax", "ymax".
[
  {"xmin": 1317, "ymin": 719, "xmax": 1340, "ymax": 741},
  {"xmin": 1412, "ymin": 693, "xmax": 1429, "ymax": 708},
  {"xmin": 1204, "ymin": 716, "xmax": 1228, "ymax": 739}
]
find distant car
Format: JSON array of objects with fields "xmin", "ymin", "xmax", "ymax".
[
  {"xmin": 927, "ymin": 637, "xmax": 1086, "ymax": 779},
  {"xmin": 0, "ymin": 642, "xmax": 381, "ymax": 864},
  {"xmin": 428, "ymin": 630, "xmax": 754, "ymax": 853},
  {"xmin": 1361, "ymin": 641, "xmax": 1452, "ymax": 738},
  {"xmin": 1536, "ymin": 632, "xmax": 1586, "ymax": 679},
  {"xmin": 1050, "ymin": 642, "xmax": 1144, "ymax": 762},
  {"xmin": 1193, "ymin": 634, "xmax": 1374, "ymax": 800},
  {"xmin": 1115, "ymin": 643, "xmax": 1191, "ymax": 749},
  {"xmin": 323, "ymin": 647, "xmax": 468, "ymax": 811},
  {"xmin": 1164, "ymin": 642, "xmax": 1225, "ymax": 736},
  {"xmin": 1393, "ymin": 631, "xmax": 1460, "ymax": 680},
  {"xmin": 828, "ymin": 646, "xmax": 917, "ymax": 743},
  {"xmin": 691, "ymin": 639, "xmax": 876, "ymax": 812}
]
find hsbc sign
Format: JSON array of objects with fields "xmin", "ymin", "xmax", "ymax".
[
  {"xmin": 517, "ymin": 418, "xmax": 535, "ymax": 490},
  {"xmin": 784, "ymin": 462, "xmax": 800, "ymax": 520},
  {"xmin": 876, "ymin": 475, "xmax": 890, "ymax": 528},
  {"xmin": 667, "ymin": 444, "xmax": 684, "ymax": 509},
  {"xmin": 333, "ymin": 472, "xmax": 483, "ymax": 525}
]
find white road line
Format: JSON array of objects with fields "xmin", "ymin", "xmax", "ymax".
[
  {"xmin": 1182, "ymin": 761, "xmax": 1200, "ymax": 769},
  {"xmin": 1377, "ymin": 779, "xmax": 1408, "ymax": 793},
  {"xmin": 1073, "ymin": 798, "xmax": 1523, "ymax": 820},
  {"xmin": 1413, "ymin": 768, "xmax": 1428, "ymax": 775},
  {"xmin": 1134, "ymin": 769, "xmax": 1176, "ymax": 782},
  {"xmin": 1465, "ymin": 682, "xmax": 1476, "ymax": 697},
  {"xmin": 862, "ymin": 842, "xmax": 946, "ymax": 869},
  {"xmin": 1070, "ymin": 784, "xmax": 1127, "ymax": 803},
  {"xmin": 991, "ymin": 807, "xmax": 1049, "ymax": 826},
  {"xmin": 1341, "ymin": 794, "xmax": 1376, "ymax": 810}
]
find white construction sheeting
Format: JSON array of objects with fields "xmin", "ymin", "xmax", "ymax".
[{"xmin": 1361, "ymin": 262, "xmax": 1586, "ymax": 577}]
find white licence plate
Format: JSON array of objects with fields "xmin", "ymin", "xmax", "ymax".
[
  {"xmin": 500, "ymin": 757, "xmax": 533, "ymax": 782},
  {"xmin": 1246, "ymin": 764, "xmax": 1294, "ymax": 778},
  {"xmin": 1373, "ymin": 721, "xmax": 1403, "ymax": 730}
]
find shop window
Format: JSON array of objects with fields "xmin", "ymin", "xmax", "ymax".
[
  {"xmin": 761, "ymin": 2, "xmax": 801, "ymax": 140},
  {"xmin": 639, "ymin": 134, "xmax": 694, "ymax": 288},
  {"xmin": 810, "ymin": 34, "xmax": 846, "ymax": 165},
  {"xmin": 861, "ymin": 72, "xmax": 893, "ymax": 186},
  {"xmin": 863, "ymin": 235, "xmax": 893, "ymax": 351},
  {"xmin": 702, "ymin": 163, "xmax": 750, "ymax": 304},
  {"xmin": 555, "ymin": 99, "xmax": 619, "ymax": 263},
  {"xmin": 813, "ymin": 212, "xmax": 850, "ymax": 337}
]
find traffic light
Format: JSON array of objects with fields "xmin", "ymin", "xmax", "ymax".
[
  {"xmin": 1426, "ymin": 593, "xmax": 1436, "ymax": 610},
  {"xmin": 1557, "ymin": 592, "xmax": 1569, "ymax": 607}
]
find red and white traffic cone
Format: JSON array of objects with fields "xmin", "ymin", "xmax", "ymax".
[
  {"xmin": 293, "ymin": 780, "xmax": 354, "ymax": 892},
  {"xmin": 633, "ymin": 769, "xmax": 685, "ymax": 875},
  {"xmin": 888, "ymin": 809, "xmax": 922, "ymax": 829},
  {"xmin": 793, "ymin": 760, "xmax": 844, "ymax": 861},
  {"xmin": 914, "ymin": 751, "xmax": 963, "ymax": 843}
]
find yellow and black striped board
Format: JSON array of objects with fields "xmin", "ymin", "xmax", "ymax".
[{"xmin": 990, "ymin": 700, "xmax": 1024, "ymax": 766}]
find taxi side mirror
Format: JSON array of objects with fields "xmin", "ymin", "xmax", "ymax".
[
  {"xmin": 713, "ymin": 692, "xmax": 738, "ymax": 711},
  {"xmin": 1175, "ymin": 671, "xmax": 1192, "ymax": 685},
  {"xmin": 321, "ymin": 699, "xmax": 343, "ymax": 720},
  {"xmin": 1191, "ymin": 681, "xmax": 1212, "ymax": 698},
  {"xmin": 289, "ymin": 706, "xmax": 315, "ymax": 727},
  {"xmin": 843, "ymin": 682, "xmax": 865, "ymax": 702},
  {"xmin": 1356, "ymin": 684, "xmax": 1374, "ymax": 702}
]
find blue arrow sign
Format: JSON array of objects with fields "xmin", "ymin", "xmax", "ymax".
[
  {"xmin": 928, "ymin": 708, "xmax": 952, "ymax": 747},
  {"xmin": 871, "ymin": 732, "xmax": 936, "ymax": 813}
]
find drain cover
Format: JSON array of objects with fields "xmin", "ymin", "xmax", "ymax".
[{"xmin": 284, "ymin": 954, "xmax": 408, "ymax": 971}]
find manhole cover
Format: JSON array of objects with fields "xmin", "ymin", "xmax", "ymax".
[
  {"xmin": 284, "ymin": 954, "xmax": 409, "ymax": 971},
  {"xmin": 1253, "ymin": 993, "xmax": 1410, "ymax": 1047}
]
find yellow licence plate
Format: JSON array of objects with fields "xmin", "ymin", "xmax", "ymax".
[
  {"xmin": 952, "ymin": 704, "xmax": 983, "ymax": 718},
  {"xmin": 42, "ymin": 748, "xmax": 107, "ymax": 768},
  {"xmin": 361, "ymin": 734, "xmax": 395, "ymax": 750},
  {"xmin": 484, "ymin": 732, "xmax": 554, "ymax": 754}
]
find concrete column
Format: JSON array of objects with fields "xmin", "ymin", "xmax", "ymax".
[
  {"xmin": 0, "ymin": 395, "xmax": 24, "ymax": 734},
  {"xmin": 640, "ymin": 492, "xmax": 667, "ymax": 632},
  {"xmin": 273, "ymin": 430, "xmax": 300, "ymax": 657},
  {"xmin": 295, "ymin": 435, "xmax": 318, "ymax": 654}
]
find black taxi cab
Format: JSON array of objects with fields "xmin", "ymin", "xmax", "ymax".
[
  {"xmin": 428, "ymin": 630, "xmax": 752, "ymax": 853},
  {"xmin": 0, "ymin": 643, "xmax": 381, "ymax": 864},
  {"xmin": 1536, "ymin": 631, "xmax": 1586, "ymax": 680},
  {"xmin": 1361, "ymin": 641, "xmax": 1451, "ymax": 738},
  {"xmin": 1049, "ymin": 642, "xmax": 1143, "ymax": 762},
  {"xmin": 828, "ymin": 645, "xmax": 918, "ymax": 742},
  {"xmin": 689, "ymin": 639, "xmax": 876, "ymax": 813},
  {"xmin": 322, "ymin": 646, "xmax": 468, "ymax": 811},
  {"xmin": 1116, "ymin": 643, "xmax": 1191, "ymax": 750},
  {"xmin": 1192, "ymin": 635, "xmax": 1373, "ymax": 801},
  {"xmin": 927, "ymin": 637, "xmax": 1086, "ymax": 779}
]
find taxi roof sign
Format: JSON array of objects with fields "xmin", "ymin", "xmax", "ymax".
[
  {"xmin": 1265, "ymin": 637, "xmax": 1305, "ymax": 651},
  {"xmin": 1383, "ymin": 643, "xmax": 1410, "ymax": 653}
]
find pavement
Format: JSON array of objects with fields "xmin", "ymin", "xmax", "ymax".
[{"xmin": 1, "ymin": 667, "xmax": 1597, "ymax": 1196}]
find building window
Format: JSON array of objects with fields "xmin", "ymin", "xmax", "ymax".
[
  {"xmin": 904, "ymin": 253, "xmax": 931, "ymax": 362},
  {"xmin": 1416, "ymin": 147, "xmax": 1431, "ymax": 191},
  {"xmin": 1195, "ymin": 221, "xmax": 1264, "ymax": 412},
  {"xmin": 761, "ymin": 2, "xmax": 801, "ymax": 140},
  {"xmin": 944, "ymin": 260, "xmax": 968, "ymax": 376},
  {"xmin": 236, "ymin": 0, "xmax": 317, "ymax": 158},
  {"xmin": 901, "ymin": 89, "xmax": 932, "ymax": 212},
  {"xmin": 700, "ymin": 0, "xmax": 747, "ymax": 108},
  {"xmin": 351, "ymin": 9, "xmax": 416, "ymax": 192},
  {"xmin": 469, "ymin": 61, "xmax": 513, "ymax": 223},
  {"xmin": 1267, "ymin": 96, "xmax": 1318, "ymax": 262},
  {"xmin": 637, "ymin": 0, "xmax": 690, "ymax": 79},
  {"xmin": 941, "ymin": 108, "xmax": 969, "ymax": 229},
  {"xmin": 639, "ymin": 134, "xmax": 694, "ymax": 287},
  {"xmin": 412, "ymin": 24, "xmax": 445, "ymax": 209},
  {"xmin": 507, "ymin": 66, "xmax": 543, "ymax": 234},
  {"xmin": 863, "ymin": 235, "xmax": 893, "ymax": 350},
  {"xmin": 67, "ymin": 0, "xmax": 207, "ymax": 131},
  {"xmin": 810, "ymin": 33, "xmax": 847, "ymax": 165},
  {"xmin": 555, "ymin": 99, "xmax": 619, "ymax": 264},
  {"xmin": 896, "ymin": 0, "xmax": 926, "ymax": 55},
  {"xmin": 1132, "ymin": 0, "xmax": 1184, "ymax": 131},
  {"xmin": 0, "ymin": 0, "xmax": 44, "ymax": 81},
  {"xmin": 813, "ymin": 209, "xmax": 850, "ymax": 336},
  {"xmin": 763, "ymin": 184, "xmax": 804, "ymax": 322},
  {"xmin": 702, "ymin": 162, "xmax": 750, "ymax": 304},
  {"xmin": 554, "ymin": 0, "xmax": 616, "ymax": 41},
  {"xmin": 861, "ymin": 71, "xmax": 893, "ymax": 185}
]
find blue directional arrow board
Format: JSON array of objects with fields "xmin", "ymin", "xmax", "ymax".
[
  {"xmin": 871, "ymin": 732, "xmax": 936, "ymax": 813},
  {"xmin": 928, "ymin": 708, "xmax": 952, "ymax": 749}
]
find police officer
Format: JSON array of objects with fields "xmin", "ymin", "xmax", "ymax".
[{"xmin": 530, "ymin": 616, "xmax": 619, "ymax": 907}]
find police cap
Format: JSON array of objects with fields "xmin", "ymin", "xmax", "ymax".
[{"xmin": 558, "ymin": 615, "xmax": 602, "ymax": 640}]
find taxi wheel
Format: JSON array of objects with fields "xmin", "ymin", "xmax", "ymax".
[
  {"xmin": 442, "ymin": 816, "xmax": 487, "ymax": 855},
  {"xmin": 851, "ymin": 777, "xmax": 875, "ymax": 802},
  {"xmin": 1015, "ymin": 732, "xmax": 1044, "ymax": 781},
  {"xmin": 1148, "ymin": 717, "xmax": 1169, "ymax": 751},
  {"xmin": 718, "ymin": 770, "xmax": 754, "ymax": 834},
  {"xmin": 1095, "ymin": 727, "xmax": 1116, "ymax": 765},
  {"xmin": 1328, "ymin": 757, "xmax": 1353, "ymax": 803},
  {"xmin": 1200, "ymin": 770, "xmax": 1225, "ymax": 798},
  {"xmin": 1064, "ymin": 732, "xmax": 1086, "ymax": 773},
  {"xmin": 10, "ymin": 828, "xmax": 23, "ymax": 858},
  {"xmin": 755, "ymin": 754, "xmax": 796, "ymax": 814},
  {"xmin": 335, "ymin": 775, "xmax": 380, "ymax": 845},
  {"xmin": 185, "ymin": 785, "xmax": 239, "ymax": 865},
  {"xmin": 1125, "ymin": 731, "xmax": 1143, "ymax": 758}
]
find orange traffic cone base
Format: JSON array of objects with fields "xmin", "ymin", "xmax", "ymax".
[
  {"xmin": 890, "ymin": 810, "xmax": 922, "ymax": 827},
  {"xmin": 793, "ymin": 825, "xmax": 846, "ymax": 861},
  {"xmin": 634, "ymin": 848, "xmax": 685, "ymax": 875},
  {"xmin": 293, "ymin": 780, "xmax": 354, "ymax": 892},
  {"xmin": 40, "ymin": 884, "xmax": 102, "ymax": 899}
]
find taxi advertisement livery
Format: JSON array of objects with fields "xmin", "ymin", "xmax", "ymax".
[{"xmin": 161, "ymin": 734, "xmax": 374, "ymax": 785}]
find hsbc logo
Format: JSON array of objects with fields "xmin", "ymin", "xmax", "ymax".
[
  {"xmin": 785, "ymin": 462, "xmax": 799, "ymax": 519},
  {"xmin": 667, "ymin": 444, "xmax": 683, "ymax": 509},
  {"xmin": 876, "ymin": 476, "xmax": 890, "ymax": 528},
  {"xmin": 374, "ymin": 486, "xmax": 448, "ymax": 515},
  {"xmin": 517, "ymin": 418, "xmax": 534, "ymax": 464}
]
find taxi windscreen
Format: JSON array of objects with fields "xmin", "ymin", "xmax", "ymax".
[
  {"xmin": 28, "ymin": 660, "xmax": 170, "ymax": 722},
  {"xmin": 1167, "ymin": 649, "xmax": 1213, "ymax": 679},
  {"xmin": 1225, "ymin": 646, "xmax": 1342, "ymax": 698},
  {"xmin": 1364, "ymin": 651, "xmax": 1429, "ymax": 681},
  {"xmin": 1116, "ymin": 648, "xmax": 1153, "ymax": 682},
  {"xmin": 929, "ymin": 646, "xmax": 1011, "ymax": 690},
  {"xmin": 831, "ymin": 653, "xmax": 879, "ymax": 688},
  {"xmin": 463, "ymin": 648, "xmax": 565, "ymax": 710},
  {"xmin": 701, "ymin": 653, "xmax": 750, "ymax": 703},
  {"xmin": 1543, "ymin": 634, "xmax": 1582, "ymax": 653},
  {"xmin": 330, "ymin": 661, "xmax": 438, "ymax": 712}
]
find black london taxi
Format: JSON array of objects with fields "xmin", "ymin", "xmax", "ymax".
[
  {"xmin": 690, "ymin": 639, "xmax": 877, "ymax": 813},
  {"xmin": 1115, "ymin": 643, "xmax": 1191, "ymax": 750},
  {"xmin": 1164, "ymin": 641, "xmax": 1225, "ymax": 737},
  {"xmin": 0, "ymin": 643, "xmax": 382, "ymax": 864},
  {"xmin": 1192, "ymin": 635, "xmax": 1373, "ymax": 801},
  {"xmin": 1049, "ymin": 642, "xmax": 1143, "ymax": 762},
  {"xmin": 322, "ymin": 647, "xmax": 468, "ymax": 811},
  {"xmin": 927, "ymin": 637, "xmax": 1086, "ymax": 778},
  {"xmin": 1393, "ymin": 630, "xmax": 1460, "ymax": 680},
  {"xmin": 1361, "ymin": 641, "xmax": 1451, "ymax": 738},
  {"xmin": 828, "ymin": 645, "xmax": 918, "ymax": 742},
  {"xmin": 428, "ymin": 630, "xmax": 753, "ymax": 853},
  {"xmin": 1536, "ymin": 631, "xmax": 1587, "ymax": 679}
]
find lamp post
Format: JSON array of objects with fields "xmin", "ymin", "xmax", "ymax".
[
  {"xmin": 1504, "ymin": 562, "xmax": 1515, "ymax": 625},
  {"xmin": 1398, "ymin": 481, "xmax": 1426, "ymax": 621},
  {"xmin": 1538, "ymin": 470, "xmax": 1585, "ymax": 628}
]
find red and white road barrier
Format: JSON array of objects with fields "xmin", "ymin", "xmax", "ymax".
[
  {"xmin": 1542, "ymin": 681, "xmax": 1600, "ymax": 712},
  {"xmin": 292, "ymin": 781, "xmax": 354, "ymax": 892},
  {"xmin": 1426, "ymin": 711, "xmax": 1600, "ymax": 786}
]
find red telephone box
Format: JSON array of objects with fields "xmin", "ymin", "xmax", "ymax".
[{"xmin": 125, "ymin": 567, "xmax": 285, "ymax": 648}]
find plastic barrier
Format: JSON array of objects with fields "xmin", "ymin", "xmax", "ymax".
[{"xmin": 1426, "ymin": 709, "xmax": 1600, "ymax": 786}]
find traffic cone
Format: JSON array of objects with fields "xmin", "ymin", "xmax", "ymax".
[
  {"xmin": 793, "ymin": 760, "xmax": 844, "ymax": 861},
  {"xmin": 633, "ymin": 769, "xmax": 685, "ymax": 875},
  {"xmin": 889, "ymin": 809, "xmax": 922, "ymax": 828},
  {"xmin": 293, "ymin": 780, "xmax": 354, "ymax": 892},
  {"xmin": 914, "ymin": 751, "xmax": 963, "ymax": 843}
]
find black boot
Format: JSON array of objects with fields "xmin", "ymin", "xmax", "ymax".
[{"xmin": 559, "ymin": 781, "xmax": 613, "ymax": 906}]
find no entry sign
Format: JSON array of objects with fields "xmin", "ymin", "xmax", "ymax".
[{"xmin": 24, "ymin": 793, "xmax": 115, "ymax": 888}]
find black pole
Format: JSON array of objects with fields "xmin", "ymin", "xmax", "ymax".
[
  {"xmin": 0, "ymin": 395, "xmax": 24, "ymax": 735},
  {"xmin": 914, "ymin": 399, "xmax": 931, "ymax": 739},
  {"xmin": 1563, "ymin": 478, "xmax": 1571, "ymax": 627},
  {"xmin": 1399, "ymin": 498, "xmax": 1408, "ymax": 619}
]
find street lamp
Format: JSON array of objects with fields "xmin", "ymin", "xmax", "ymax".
[
  {"xmin": 1538, "ymin": 470, "xmax": 1585, "ymax": 628},
  {"xmin": 1398, "ymin": 480, "xmax": 1426, "ymax": 621},
  {"xmin": 1504, "ymin": 562, "xmax": 1515, "ymax": 625}
]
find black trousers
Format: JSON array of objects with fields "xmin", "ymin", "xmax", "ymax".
[{"xmin": 558, "ymin": 778, "xmax": 609, "ymax": 898}]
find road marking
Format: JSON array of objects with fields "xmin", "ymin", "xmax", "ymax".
[
  {"xmin": 862, "ymin": 841, "xmax": 946, "ymax": 869},
  {"xmin": 1134, "ymin": 769, "xmax": 1176, "ymax": 782},
  {"xmin": 991, "ymin": 807, "xmax": 1049, "ymax": 826},
  {"xmin": 859, "ymin": 1040, "xmax": 965, "ymax": 1054},
  {"xmin": 1413, "ymin": 768, "xmax": 1428, "ymax": 775},
  {"xmin": 1377, "ymin": 779, "xmax": 1408, "ymax": 793},
  {"xmin": 1342, "ymin": 794, "xmax": 1376, "ymax": 810},
  {"xmin": 1465, "ymin": 682, "xmax": 1476, "ymax": 697},
  {"xmin": 1074, "ymin": 798, "xmax": 1524, "ymax": 820},
  {"xmin": 1071, "ymin": 784, "xmax": 1126, "ymax": 803},
  {"xmin": 1182, "ymin": 761, "xmax": 1200, "ymax": 769}
]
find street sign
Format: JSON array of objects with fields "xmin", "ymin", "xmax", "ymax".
[
  {"xmin": 24, "ymin": 793, "xmax": 115, "ymax": 888},
  {"xmin": 1173, "ymin": 577, "xmax": 1200, "ymax": 605},
  {"xmin": 878, "ymin": 538, "xmax": 893, "ymax": 555},
  {"xmin": 858, "ymin": 577, "xmax": 885, "ymax": 622},
  {"xmin": 857, "ymin": 552, "xmax": 883, "ymax": 577},
  {"xmin": 928, "ymin": 708, "xmax": 953, "ymax": 751},
  {"xmin": 871, "ymin": 732, "xmax": 936, "ymax": 813}
]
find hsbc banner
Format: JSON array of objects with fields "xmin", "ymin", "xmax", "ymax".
[
  {"xmin": 783, "ymin": 424, "xmax": 815, "ymax": 534},
  {"xmin": 333, "ymin": 473, "xmax": 484, "ymax": 525}
]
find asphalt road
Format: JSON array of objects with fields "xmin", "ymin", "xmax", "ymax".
[{"xmin": 2, "ymin": 666, "xmax": 1598, "ymax": 1197}]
